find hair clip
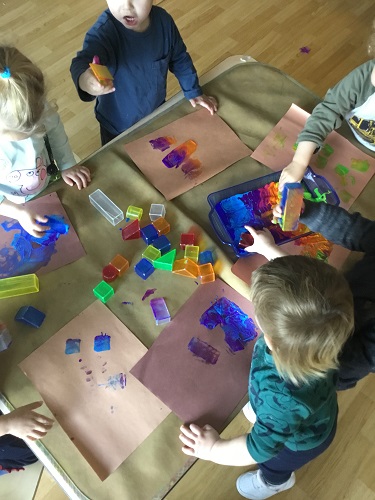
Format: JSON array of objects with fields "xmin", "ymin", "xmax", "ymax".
[{"xmin": 0, "ymin": 67, "xmax": 11, "ymax": 79}]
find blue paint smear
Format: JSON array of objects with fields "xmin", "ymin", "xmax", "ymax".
[
  {"xmin": 94, "ymin": 333, "xmax": 111, "ymax": 352},
  {"xmin": 99, "ymin": 373, "xmax": 126, "ymax": 390},
  {"xmin": 65, "ymin": 338, "xmax": 81, "ymax": 355},
  {"xmin": 0, "ymin": 214, "xmax": 69, "ymax": 278},
  {"xmin": 188, "ymin": 337, "xmax": 220, "ymax": 364},
  {"xmin": 200, "ymin": 297, "xmax": 258, "ymax": 352}
]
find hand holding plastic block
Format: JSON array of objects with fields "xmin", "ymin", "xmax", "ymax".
[
  {"xmin": 89, "ymin": 62, "xmax": 114, "ymax": 85},
  {"xmin": 162, "ymin": 140, "xmax": 197, "ymax": 169},
  {"xmin": 278, "ymin": 183, "xmax": 304, "ymax": 231},
  {"xmin": 15, "ymin": 306, "xmax": 45, "ymax": 328},
  {"xmin": 0, "ymin": 274, "xmax": 39, "ymax": 299},
  {"xmin": 149, "ymin": 204, "xmax": 166, "ymax": 221},
  {"xmin": 150, "ymin": 297, "xmax": 171, "ymax": 325}
]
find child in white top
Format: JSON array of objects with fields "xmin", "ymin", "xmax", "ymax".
[{"xmin": 0, "ymin": 46, "xmax": 91, "ymax": 237}]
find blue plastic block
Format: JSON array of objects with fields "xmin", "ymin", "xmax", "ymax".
[
  {"xmin": 15, "ymin": 305, "xmax": 46, "ymax": 328},
  {"xmin": 199, "ymin": 250, "xmax": 214, "ymax": 265},
  {"xmin": 134, "ymin": 258, "xmax": 155, "ymax": 280},
  {"xmin": 152, "ymin": 235, "xmax": 171, "ymax": 255},
  {"xmin": 140, "ymin": 224, "xmax": 159, "ymax": 245}
]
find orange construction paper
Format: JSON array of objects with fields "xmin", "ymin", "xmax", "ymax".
[
  {"xmin": 251, "ymin": 104, "xmax": 375, "ymax": 210},
  {"xmin": 19, "ymin": 301, "xmax": 170, "ymax": 481},
  {"xmin": 124, "ymin": 109, "xmax": 252, "ymax": 200}
]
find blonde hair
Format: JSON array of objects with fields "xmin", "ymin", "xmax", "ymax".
[
  {"xmin": 250, "ymin": 256, "xmax": 354, "ymax": 386},
  {"xmin": 0, "ymin": 46, "xmax": 46, "ymax": 135}
]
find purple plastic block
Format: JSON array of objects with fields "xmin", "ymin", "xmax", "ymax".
[
  {"xmin": 15, "ymin": 305, "xmax": 46, "ymax": 328},
  {"xmin": 150, "ymin": 297, "xmax": 171, "ymax": 325},
  {"xmin": 152, "ymin": 235, "xmax": 171, "ymax": 255},
  {"xmin": 187, "ymin": 337, "xmax": 220, "ymax": 364},
  {"xmin": 140, "ymin": 224, "xmax": 159, "ymax": 245},
  {"xmin": 134, "ymin": 258, "xmax": 155, "ymax": 280}
]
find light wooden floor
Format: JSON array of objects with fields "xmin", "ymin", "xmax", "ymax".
[{"xmin": 0, "ymin": 0, "xmax": 374, "ymax": 499}]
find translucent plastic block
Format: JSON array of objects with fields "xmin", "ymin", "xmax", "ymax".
[
  {"xmin": 126, "ymin": 206, "xmax": 143, "ymax": 220},
  {"xmin": 152, "ymin": 235, "xmax": 171, "ymax": 255},
  {"xmin": 154, "ymin": 249, "xmax": 176, "ymax": 271},
  {"xmin": 199, "ymin": 263, "xmax": 215, "ymax": 284},
  {"xmin": 110, "ymin": 254, "xmax": 129, "ymax": 276},
  {"xmin": 89, "ymin": 63, "xmax": 114, "ymax": 85},
  {"xmin": 150, "ymin": 297, "xmax": 171, "ymax": 325},
  {"xmin": 0, "ymin": 323, "xmax": 12, "ymax": 352},
  {"xmin": 93, "ymin": 281, "xmax": 114, "ymax": 303},
  {"xmin": 184, "ymin": 245, "xmax": 199, "ymax": 263},
  {"xmin": 102, "ymin": 264, "xmax": 119, "ymax": 283},
  {"xmin": 142, "ymin": 245, "xmax": 161, "ymax": 263},
  {"xmin": 141, "ymin": 224, "xmax": 159, "ymax": 244},
  {"xmin": 89, "ymin": 189, "xmax": 124, "ymax": 226},
  {"xmin": 0, "ymin": 274, "xmax": 39, "ymax": 299},
  {"xmin": 180, "ymin": 233, "xmax": 195, "ymax": 249},
  {"xmin": 15, "ymin": 306, "xmax": 46, "ymax": 328},
  {"xmin": 122, "ymin": 219, "xmax": 141, "ymax": 240},
  {"xmin": 152, "ymin": 217, "xmax": 170, "ymax": 235},
  {"xmin": 199, "ymin": 250, "xmax": 214, "ymax": 265},
  {"xmin": 134, "ymin": 258, "xmax": 155, "ymax": 280},
  {"xmin": 149, "ymin": 204, "xmax": 166, "ymax": 221},
  {"xmin": 173, "ymin": 258, "xmax": 199, "ymax": 278}
]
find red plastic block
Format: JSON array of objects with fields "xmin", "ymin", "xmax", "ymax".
[
  {"xmin": 122, "ymin": 219, "xmax": 141, "ymax": 240},
  {"xmin": 102, "ymin": 264, "xmax": 118, "ymax": 283},
  {"xmin": 180, "ymin": 233, "xmax": 195, "ymax": 249}
]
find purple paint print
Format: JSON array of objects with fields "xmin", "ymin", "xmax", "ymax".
[
  {"xmin": 94, "ymin": 333, "xmax": 111, "ymax": 352},
  {"xmin": 141, "ymin": 288, "xmax": 157, "ymax": 301},
  {"xmin": 200, "ymin": 297, "xmax": 258, "ymax": 352},
  {"xmin": 299, "ymin": 46, "xmax": 311, "ymax": 53},
  {"xmin": 162, "ymin": 140, "xmax": 197, "ymax": 168},
  {"xmin": 149, "ymin": 136, "xmax": 176, "ymax": 152},
  {"xmin": 65, "ymin": 338, "xmax": 81, "ymax": 355},
  {"xmin": 99, "ymin": 373, "xmax": 127, "ymax": 390},
  {"xmin": 122, "ymin": 301, "xmax": 133, "ymax": 305},
  {"xmin": 188, "ymin": 337, "xmax": 220, "ymax": 365},
  {"xmin": 181, "ymin": 158, "xmax": 203, "ymax": 180}
]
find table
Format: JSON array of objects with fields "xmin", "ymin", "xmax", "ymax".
[{"xmin": 1, "ymin": 56, "xmax": 374, "ymax": 500}]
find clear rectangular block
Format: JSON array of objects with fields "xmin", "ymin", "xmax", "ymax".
[
  {"xmin": 0, "ymin": 274, "xmax": 39, "ymax": 299},
  {"xmin": 89, "ymin": 189, "xmax": 124, "ymax": 226}
]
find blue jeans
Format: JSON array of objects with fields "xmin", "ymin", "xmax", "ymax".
[{"xmin": 259, "ymin": 417, "xmax": 337, "ymax": 485}]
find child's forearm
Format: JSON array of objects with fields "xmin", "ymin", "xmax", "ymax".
[
  {"xmin": 292, "ymin": 141, "xmax": 318, "ymax": 170},
  {"xmin": 209, "ymin": 435, "xmax": 257, "ymax": 466}
]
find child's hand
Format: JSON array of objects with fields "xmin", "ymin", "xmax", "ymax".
[
  {"xmin": 0, "ymin": 402, "xmax": 54, "ymax": 441},
  {"xmin": 278, "ymin": 160, "xmax": 306, "ymax": 192},
  {"xmin": 244, "ymin": 226, "xmax": 288, "ymax": 260},
  {"xmin": 61, "ymin": 165, "xmax": 91, "ymax": 190},
  {"xmin": 179, "ymin": 423, "xmax": 220, "ymax": 460},
  {"xmin": 189, "ymin": 95, "xmax": 218, "ymax": 115},
  {"xmin": 17, "ymin": 209, "xmax": 49, "ymax": 238},
  {"xmin": 78, "ymin": 68, "xmax": 115, "ymax": 96}
]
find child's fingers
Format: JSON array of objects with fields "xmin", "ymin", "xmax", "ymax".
[
  {"xmin": 35, "ymin": 214, "xmax": 48, "ymax": 224},
  {"xmin": 180, "ymin": 424, "xmax": 197, "ymax": 440},
  {"xmin": 244, "ymin": 225, "xmax": 257, "ymax": 236},
  {"xmin": 189, "ymin": 423, "xmax": 203, "ymax": 436},
  {"xmin": 179, "ymin": 433, "xmax": 196, "ymax": 447},
  {"xmin": 181, "ymin": 446, "xmax": 195, "ymax": 456}
]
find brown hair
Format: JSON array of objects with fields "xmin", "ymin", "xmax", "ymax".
[
  {"xmin": 0, "ymin": 46, "xmax": 45, "ymax": 135},
  {"xmin": 250, "ymin": 256, "xmax": 354, "ymax": 385}
]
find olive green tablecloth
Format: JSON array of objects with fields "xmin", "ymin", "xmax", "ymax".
[{"xmin": 0, "ymin": 61, "xmax": 374, "ymax": 500}]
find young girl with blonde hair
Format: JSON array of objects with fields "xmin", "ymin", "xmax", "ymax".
[{"xmin": 0, "ymin": 46, "xmax": 91, "ymax": 237}]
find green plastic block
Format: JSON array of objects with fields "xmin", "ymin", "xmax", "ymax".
[
  {"xmin": 93, "ymin": 281, "xmax": 114, "ymax": 303},
  {"xmin": 142, "ymin": 245, "xmax": 161, "ymax": 263},
  {"xmin": 0, "ymin": 274, "xmax": 39, "ymax": 299},
  {"xmin": 153, "ymin": 249, "xmax": 176, "ymax": 271},
  {"xmin": 184, "ymin": 245, "xmax": 199, "ymax": 263}
]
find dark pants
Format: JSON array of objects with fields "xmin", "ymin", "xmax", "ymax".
[
  {"xmin": 100, "ymin": 124, "xmax": 118, "ymax": 146},
  {"xmin": 0, "ymin": 434, "xmax": 37, "ymax": 470},
  {"xmin": 259, "ymin": 417, "xmax": 337, "ymax": 485}
]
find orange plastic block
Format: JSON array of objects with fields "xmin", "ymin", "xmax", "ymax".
[
  {"xmin": 110, "ymin": 254, "xmax": 129, "ymax": 276},
  {"xmin": 152, "ymin": 217, "xmax": 170, "ymax": 235},
  {"xmin": 89, "ymin": 63, "xmax": 114, "ymax": 85},
  {"xmin": 173, "ymin": 258, "xmax": 199, "ymax": 278},
  {"xmin": 199, "ymin": 263, "xmax": 215, "ymax": 284}
]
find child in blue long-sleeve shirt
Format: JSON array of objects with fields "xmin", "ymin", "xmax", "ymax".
[{"xmin": 70, "ymin": 0, "xmax": 218, "ymax": 145}]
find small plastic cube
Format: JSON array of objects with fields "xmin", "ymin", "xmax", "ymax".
[
  {"xmin": 173, "ymin": 258, "xmax": 199, "ymax": 278},
  {"xmin": 150, "ymin": 297, "xmax": 171, "ymax": 325},
  {"xmin": 199, "ymin": 250, "xmax": 214, "ymax": 265},
  {"xmin": 141, "ymin": 224, "xmax": 159, "ymax": 245},
  {"xmin": 93, "ymin": 281, "xmax": 114, "ymax": 303},
  {"xmin": 149, "ymin": 204, "xmax": 166, "ymax": 221},
  {"xmin": 134, "ymin": 258, "xmax": 155, "ymax": 280},
  {"xmin": 110, "ymin": 254, "xmax": 129, "ymax": 276},
  {"xmin": 199, "ymin": 263, "xmax": 215, "ymax": 284},
  {"xmin": 152, "ymin": 235, "xmax": 171, "ymax": 255},
  {"xmin": 126, "ymin": 206, "xmax": 143, "ymax": 220},
  {"xmin": 184, "ymin": 245, "xmax": 199, "ymax": 263},
  {"xmin": 142, "ymin": 245, "xmax": 161, "ymax": 263},
  {"xmin": 102, "ymin": 264, "xmax": 119, "ymax": 283},
  {"xmin": 152, "ymin": 217, "xmax": 170, "ymax": 235},
  {"xmin": 15, "ymin": 305, "xmax": 45, "ymax": 328},
  {"xmin": 180, "ymin": 233, "xmax": 195, "ymax": 249},
  {"xmin": 122, "ymin": 219, "xmax": 141, "ymax": 240}
]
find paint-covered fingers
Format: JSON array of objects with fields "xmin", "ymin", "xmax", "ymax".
[
  {"xmin": 17, "ymin": 210, "xmax": 49, "ymax": 237},
  {"xmin": 278, "ymin": 161, "xmax": 306, "ymax": 192}
]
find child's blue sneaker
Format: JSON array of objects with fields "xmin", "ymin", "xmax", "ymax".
[{"xmin": 236, "ymin": 469, "xmax": 295, "ymax": 499}]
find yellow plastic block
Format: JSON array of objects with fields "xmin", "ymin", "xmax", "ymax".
[
  {"xmin": 199, "ymin": 263, "xmax": 215, "ymax": 284},
  {"xmin": 173, "ymin": 258, "xmax": 199, "ymax": 278},
  {"xmin": 0, "ymin": 274, "xmax": 39, "ymax": 299},
  {"xmin": 89, "ymin": 63, "xmax": 114, "ymax": 85},
  {"xmin": 184, "ymin": 245, "xmax": 200, "ymax": 263},
  {"xmin": 152, "ymin": 217, "xmax": 170, "ymax": 235},
  {"xmin": 110, "ymin": 254, "xmax": 129, "ymax": 276}
]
